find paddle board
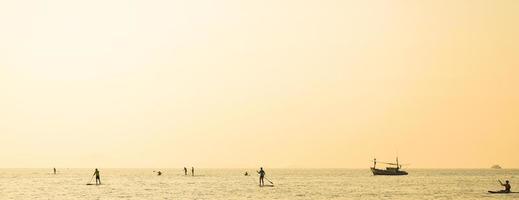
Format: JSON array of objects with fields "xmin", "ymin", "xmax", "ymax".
[{"xmin": 260, "ymin": 185, "xmax": 274, "ymax": 187}]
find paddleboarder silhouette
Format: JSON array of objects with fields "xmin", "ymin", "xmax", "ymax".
[
  {"xmin": 257, "ymin": 167, "xmax": 265, "ymax": 186},
  {"xmin": 93, "ymin": 168, "xmax": 101, "ymax": 185}
]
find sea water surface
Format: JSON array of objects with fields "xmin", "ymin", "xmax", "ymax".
[{"xmin": 0, "ymin": 169, "xmax": 517, "ymax": 199}]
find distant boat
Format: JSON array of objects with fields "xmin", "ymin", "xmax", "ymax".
[
  {"xmin": 491, "ymin": 165, "xmax": 502, "ymax": 169},
  {"xmin": 370, "ymin": 157, "xmax": 408, "ymax": 176}
]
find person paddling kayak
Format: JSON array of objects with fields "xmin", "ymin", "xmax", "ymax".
[
  {"xmin": 499, "ymin": 180, "xmax": 511, "ymax": 193},
  {"xmin": 257, "ymin": 167, "xmax": 265, "ymax": 186},
  {"xmin": 488, "ymin": 180, "xmax": 513, "ymax": 193}
]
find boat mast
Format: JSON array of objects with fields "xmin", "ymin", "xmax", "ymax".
[{"xmin": 396, "ymin": 157, "xmax": 399, "ymax": 170}]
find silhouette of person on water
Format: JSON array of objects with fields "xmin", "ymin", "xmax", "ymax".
[
  {"xmin": 244, "ymin": 172, "xmax": 249, "ymax": 176},
  {"xmin": 93, "ymin": 168, "xmax": 101, "ymax": 185},
  {"xmin": 157, "ymin": 171, "xmax": 162, "ymax": 176},
  {"xmin": 53, "ymin": 168, "xmax": 56, "ymax": 174},
  {"xmin": 499, "ymin": 180, "xmax": 511, "ymax": 192},
  {"xmin": 257, "ymin": 167, "xmax": 265, "ymax": 186},
  {"xmin": 191, "ymin": 167, "xmax": 194, "ymax": 176},
  {"xmin": 184, "ymin": 167, "xmax": 187, "ymax": 175}
]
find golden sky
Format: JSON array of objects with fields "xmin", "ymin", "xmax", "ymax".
[{"xmin": 0, "ymin": 0, "xmax": 518, "ymax": 168}]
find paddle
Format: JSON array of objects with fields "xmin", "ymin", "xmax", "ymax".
[
  {"xmin": 86, "ymin": 173, "xmax": 95, "ymax": 185},
  {"xmin": 264, "ymin": 177, "xmax": 274, "ymax": 185}
]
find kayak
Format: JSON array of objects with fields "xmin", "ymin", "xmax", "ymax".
[{"xmin": 488, "ymin": 191, "xmax": 517, "ymax": 194}]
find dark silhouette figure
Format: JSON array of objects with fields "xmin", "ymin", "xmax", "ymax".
[
  {"xmin": 184, "ymin": 167, "xmax": 187, "ymax": 175},
  {"xmin": 257, "ymin": 167, "xmax": 265, "ymax": 186},
  {"xmin": 244, "ymin": 172, "xmax": 249, "ymax": 176},
  {"xmin": 191, "ymin": 167, "xmax": 194, "ymax": 176},
  {"xmin": 157, "ymin": 171, "xmax": 162, "ymax": 176},
  {"xmin": 93, "ymin": 168, "xmax": 101, "ymax": 185},
  {"xmin": 499, "ymin": 180, "xmax": 511, "ymax": 192},
  {"xmin": 53, "ymin": 168, "xmax": 56, "ymax": 174}
]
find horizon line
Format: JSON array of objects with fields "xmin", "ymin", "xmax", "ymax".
[{"xmin": 1, "ymin": 167, "xmax": 517, "ymax": 170}]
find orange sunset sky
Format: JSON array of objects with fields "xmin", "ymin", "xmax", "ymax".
[{"xmin": 0, "ymin": 0, "xmax": 518, "ymax": 168}]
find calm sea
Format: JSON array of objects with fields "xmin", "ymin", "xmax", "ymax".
[{"xmin": 0, "ymin": 169, "xmax": 517, "ymax": 199}]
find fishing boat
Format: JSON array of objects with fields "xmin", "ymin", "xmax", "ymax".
[
  {"xmin": 491, "ymin": 165, "xmax": 502, "ymax": 169},
  {"xmin": 370, "ymin": 157, "xmax": 408, "ymax": 176}
]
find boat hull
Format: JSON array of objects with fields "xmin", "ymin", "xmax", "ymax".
[{"xmin": 371, "ymin": 167, "xmax": 408, "ymax": 176}]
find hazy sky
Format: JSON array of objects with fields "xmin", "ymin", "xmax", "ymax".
[{"xmin": 1, "ymin": 0, "xmax": 518, "ymax": 168}]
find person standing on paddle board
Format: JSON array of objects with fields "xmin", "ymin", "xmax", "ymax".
[
  {"xmin": 184, "ymin": 167, "xmax": 187, "ymax": 175},
  {"xmin": 191, "ymin": 167, "xmax": 194, "ymax": 176},
  {"xmin": 257, "ymin": 167, "xmax": 265, "ymax": 186},
  {"xmin": 93, "ymin": 168, "xmax": 101, "ymax": 185},
  {"xmin": 499, "ymin": 180, "xmax": 511, "ymax": 192},
  {"xmin": 53, "ymin": 168, "xmax": 56, "ymax": 174}
]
